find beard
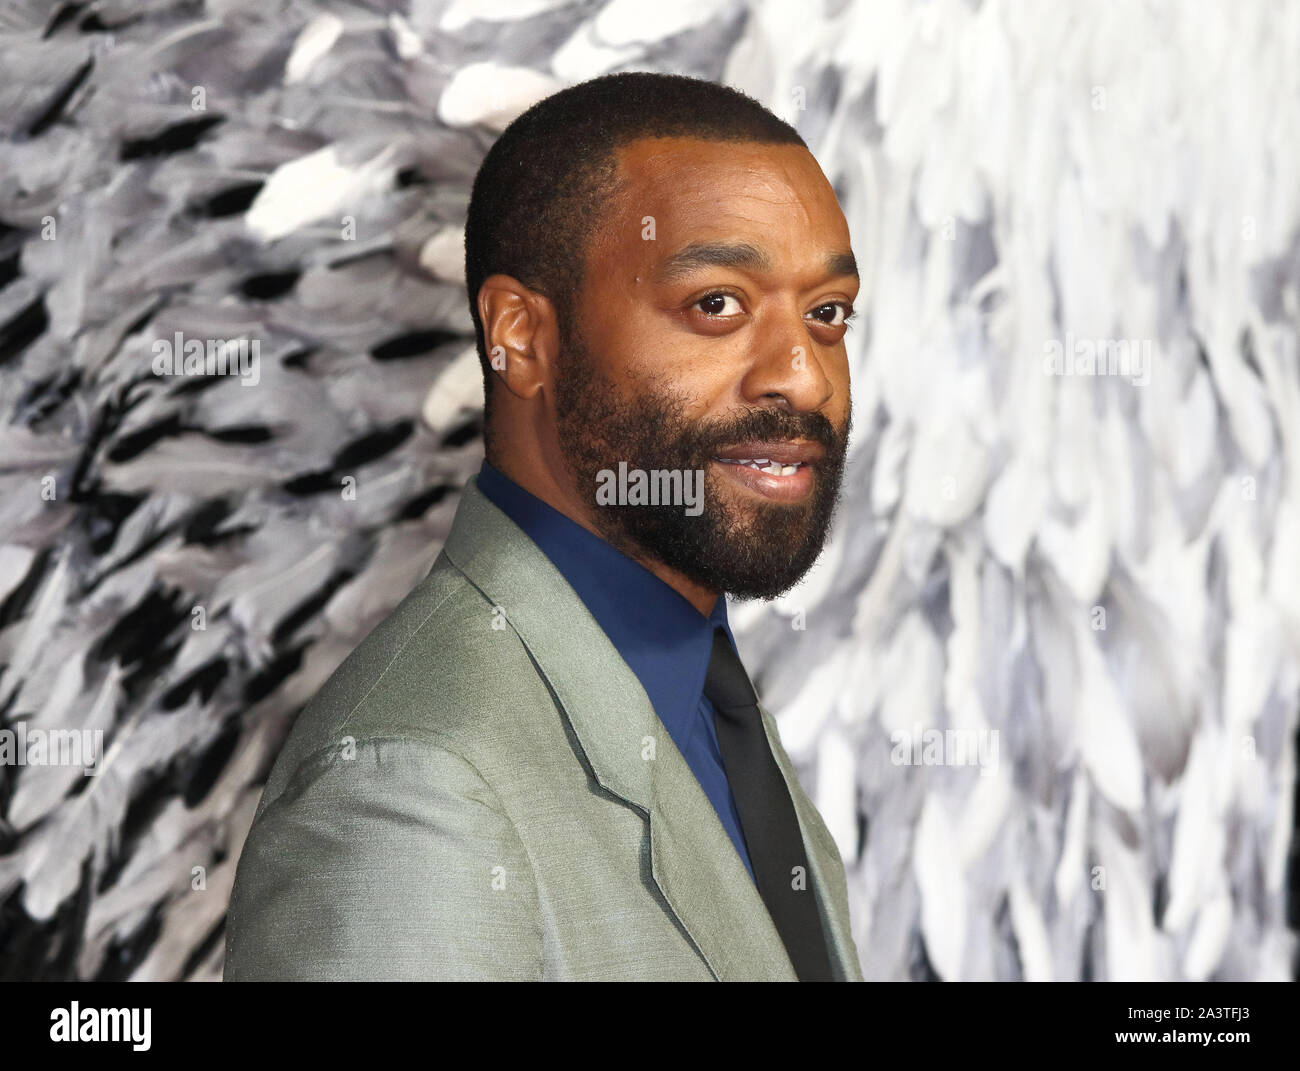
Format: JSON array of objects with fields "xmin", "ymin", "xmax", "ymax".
[{"xmin": 553, "ymin": 325, "xmax": 851, "ymax": 601}]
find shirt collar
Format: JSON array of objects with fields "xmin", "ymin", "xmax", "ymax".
[{"xmin": 474, "ymin": 459, "xmax": 733, "ymax": 744}]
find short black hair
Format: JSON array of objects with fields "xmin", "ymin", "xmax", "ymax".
[{"xmin": 463, "ymin": 71, "xmax": 807, "ymax": 456}]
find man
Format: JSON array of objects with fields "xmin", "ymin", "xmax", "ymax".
[{"xmin": 224, "ymin": 71, "xmax": 863, "ymax": 981}]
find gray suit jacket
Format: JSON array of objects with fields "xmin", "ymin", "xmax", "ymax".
[{"xmin": 224, "ymin": 477, "xmax": 863, "ymax": 980}]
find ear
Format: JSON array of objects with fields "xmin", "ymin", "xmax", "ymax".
[{"xmin": 476, "ymin": 274, "xmax": 560, "ymax": 402}]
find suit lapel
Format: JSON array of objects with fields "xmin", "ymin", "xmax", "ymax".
[
  {"xmin": 443, "ymin": 478, "xmax": 853, "ymax": 981},
  {"xmin": 644, "ymin": 727, "xmax": 796, "ymax": 980}
]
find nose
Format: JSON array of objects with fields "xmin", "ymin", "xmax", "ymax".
[{"xmin": 737, "ymin": 314, "xmax": 836, "ymax": 414}]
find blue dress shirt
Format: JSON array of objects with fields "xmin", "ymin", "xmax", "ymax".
[{"xmin": 474, "ymin": 459, "xmax": 757, "ymax": 884}]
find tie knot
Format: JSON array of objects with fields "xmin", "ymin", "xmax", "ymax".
[{"xmin": 703, "ymin": 627, "xmax": 760, "ymax": 714}]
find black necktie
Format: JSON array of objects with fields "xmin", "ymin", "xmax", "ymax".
[{"xmin": 705, "ymin": 627, "xmax": 835, "ymax": 981}]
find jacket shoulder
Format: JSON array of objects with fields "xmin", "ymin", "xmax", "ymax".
[
  {"xmin": 225, "ymin": 732, "xmax": 543, "ymax": 980},
  {"xmin": 256, "ymin": 551, "xmax": 548, "ymax": 814}
]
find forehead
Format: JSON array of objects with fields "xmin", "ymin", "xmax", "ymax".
[{"xmin": 596, "ymin": 136, "xmax": 850, "ymax": 272}]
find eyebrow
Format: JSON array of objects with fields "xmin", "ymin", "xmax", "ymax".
[
  {"xmin": 825, "ymin": 250, "xmax": 858, "ymax": 279},
  {"xmin": 654, "ymin": 241, "xmax": 858, "ymax": 283}
]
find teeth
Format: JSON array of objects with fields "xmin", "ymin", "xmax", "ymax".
[{"xmin": 714, "ymin": 457, "xmax": 804, "ymax": 474}]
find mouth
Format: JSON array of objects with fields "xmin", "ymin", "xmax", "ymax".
[
  {"xmin": 711, "ymin": 440, "xmax": 825, "ymax": 466},
  {"xmin": 710, "ymin": 442, "xmax": 822, "ymax": 502},
  {"xmin": 711, "ymin": 457, "xmax": 808, "ymax": 476}
]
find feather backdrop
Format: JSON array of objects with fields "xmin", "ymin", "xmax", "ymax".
[{"xmin": 0, "ymin": 0, "xmax": 1295, "ymax": 981}]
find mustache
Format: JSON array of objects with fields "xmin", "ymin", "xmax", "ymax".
[{"xmin": 691, "ymin": 407, "xmax": 846, "ymax": 455}]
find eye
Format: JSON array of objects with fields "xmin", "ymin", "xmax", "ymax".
[
  {"xmin": 808, "ymin": 302, "xmax": 855, "ymax": 328},
  {"xmin": 694, "ymin": 292, "xmax": 744, "ymax": 317}
]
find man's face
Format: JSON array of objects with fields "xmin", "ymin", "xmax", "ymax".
[{"xmin": 552, "ymin": 136, "xmax": 856, "ymax": 601}]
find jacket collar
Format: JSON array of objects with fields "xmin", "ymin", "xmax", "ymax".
[
  {"xmin": 443, "ymin": 476, "xmax": 859, "ymax": 981},
  {"xmin": 474, "ymin": 459, "xmax": 733, "ymax": 755}
]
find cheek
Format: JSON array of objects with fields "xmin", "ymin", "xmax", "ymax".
[
  {"xmin": 627, "ymin": 329, "xmax": 738, "ymax": 404},
  {"xmin": 588, "ymin": 307, "xmax": 704, "ymax": 383}
]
